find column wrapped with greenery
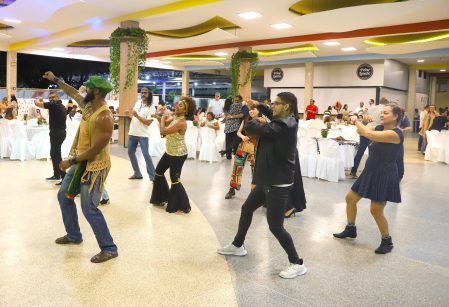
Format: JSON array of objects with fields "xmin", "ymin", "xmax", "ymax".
[
  {"xmin": 230, "ymin": 50, "xmax": 259, "ymax": 97},
  {"xmin": 109, "ymin": 27, "xmax": 149, "ymax": 92}
]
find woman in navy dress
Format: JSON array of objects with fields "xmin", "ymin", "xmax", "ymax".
[{"xmin": 333, "ymin": 103, "xmax": 404, "ymax": 254}]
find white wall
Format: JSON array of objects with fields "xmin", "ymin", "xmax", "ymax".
[
  {"xmin": 270, "ymin": 87, "xmax": 376, "ymax": 113},
  {"xmin": 383, "ymin": 59, "xmax": 408, "ymax": 91},
  {"xmin": 264, "ymin": 66, "xmax": 305, "ymax": 88},
  {"xmin": 379, "ymin": 87, "xmax": 407, "ymax": 108},
  {"xmin": 314, "ymin": 61, "xmax": 384, "ymax": 87}
]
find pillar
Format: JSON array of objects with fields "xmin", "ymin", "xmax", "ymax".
[
  {"xmin": 238, "ymin": 46, "xmax": 252, "ymax": 99},
  {"xmin": 182, "ymin": 70, "xmax": 189, "ymax": 96},
  {"xmin": 6, "ymin": 51, "xmax": 17, "ymax": 99},
  {"xmin": 406, "ymin": 68, "xmax": 416, "ymax": 125},
  {"xmin": 118, "ymin": 20, "xmax": 139, "ymax": 147},
  {"xmin": 429, "ymin": 76, "xmax": 437, "ymax": 106},
  {"xmin": 162, "ymin": 82, "xmax": 166, "ymax": 101},
  {"xmin": 304, "ymin": 62, "xmax": 314, "ymax": 111}
]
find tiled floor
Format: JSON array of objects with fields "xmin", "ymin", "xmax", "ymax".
[{"xmin": 1, "ymin": 135, "xmax": 448, "ymax": 306}]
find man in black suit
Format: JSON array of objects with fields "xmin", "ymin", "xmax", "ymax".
[{"xmin": 218, "ymin": 92, "xmax": 307, "ymax": 279}]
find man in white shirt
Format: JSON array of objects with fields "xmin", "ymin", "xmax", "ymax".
[
  {"xmin": 126, "ymin": 87, "xmax": 156, "ymax": 180},
  {"xmin": 354, "ymin": 101, "xmax": 365, "ymax": 115},
  {"xmin": 418, "ymin": 105, "xmax": 429, "ymax": 151},
  {"xmin": 207, "ymin": 92, "xmax": 224, "ymax": 117}
]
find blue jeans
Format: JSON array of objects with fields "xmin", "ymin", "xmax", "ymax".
[
  {"xmin": 128, "ymin": 135, "xmax": 155, "ymax": 180},
  {"xmin": 57, "ymin": 165, "xmax": 117, "ymax": 253},
  {"xmin": 351, "ymin": 135, "xmax": 370, "ymax": 174}
]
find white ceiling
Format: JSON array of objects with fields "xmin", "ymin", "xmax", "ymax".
[{"xmin": 0, "ymin": 0, "xmax": 448, "ymax": 71}]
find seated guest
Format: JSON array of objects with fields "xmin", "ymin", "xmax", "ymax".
[
  {"xmin": 429, "ymin": 108, "xmax": 448, "ymax": 131},
  {"xmin": 333, "ymin": 100, "xmax": 342, "ymax": 113}
]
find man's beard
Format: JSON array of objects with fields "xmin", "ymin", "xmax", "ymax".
[{"xmin": 83, "ymin": 91, "xmax": 95, "ymax": 104}]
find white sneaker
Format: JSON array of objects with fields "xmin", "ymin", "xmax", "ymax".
[
  {"xmin": 217, "ymin": 243, "xmax": 247, "ymax": 256},
  {"xmin": 279, "ymin": 263, "xmax": 307, "ymax": 279}
]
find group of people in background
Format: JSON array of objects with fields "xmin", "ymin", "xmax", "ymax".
[
  {"xmin": 417, "ymin": 104, "xmax": 449, "ymax": 153},
  {"xmin": 0, "ymin": 95, "xmax": 18, "ymax": 120}
]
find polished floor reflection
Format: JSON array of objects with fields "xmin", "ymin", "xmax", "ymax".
[{"xmin": 1, "ymin": 136, "xmax": 448, "ymax": 306}]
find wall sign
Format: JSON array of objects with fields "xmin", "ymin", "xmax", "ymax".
[
  {"xmin": 271, "ymin": 68, "xmax": 284, "ymax": 82},
  {"xmin": 357, "ymin": 63, "xmax": 374, "ymax": 80}
]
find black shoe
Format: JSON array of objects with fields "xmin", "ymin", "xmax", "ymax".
[
  {"xmin": 128, "ymin": 175, "xmax": 143, "ymax": 180},
  {"xmin": 375, "ymin": 236, "xmax": 393, "ymax": 254},
  {"xmin": 225, "ymin": 188, "xmax": 235, "ymax": 199},
  {"xmin": 333, "ymin": 225, "xmax": 357, "ymax": 239},
  {"xmin": 99, "ymin": 198, "xmax": 110, "ymax": 205},
  {"xmin": 219, "ymin": 150, "xmax": 225, "ymax": 157},
  {"xmin": 55, "ymin": 235, "xmax": 83, "ymax": 245},
  {"xmin": 285, "ymin": 208, "xmax": 296, "ymax": 218},
  {"xmin": 90, "ymin": 251, "xmax": 118, "ymax": 263},
  {"xmin": 46, "ymin": 175, "xmax": 60, "ymax": 181},
  {"xmin": 55, "ymin": 181, "xmax": 62, "ymax": 186}
]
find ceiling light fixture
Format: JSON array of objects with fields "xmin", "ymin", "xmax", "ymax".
[
  {"xmin": 271, "ymin": 23, "xmax": 292, "ymax": 30},
  {"xmin": 341, "ymin": 47, "xmax": 357, "ymax": 51},
  {"xmin": 3, "ymin": 18, "xmax": 21, "ymax": 24},
  {"xmin": 194, "ymin": 82, "xmax": 198, "ymax": 86},
  {"xmin": 238, "ymin": 12, "xmax": 262, "ymax": 19},
  {"xmin": 417, "ymin": 59, "xmax": 425, "ymax": 63},
  {"xmin": 440, "ymin": 69, "xmax": 447, "ymax": 72},
  {"xmin": 162, "ymin": 61, "xmax": 171, "ymax": 64},
  {"xmin": 214, "ymin": 52, "xmax": 228, "ymax": 56},
  {"xmin": 323, "ymin": 41, "xmax": 340, "ymax": 46}
]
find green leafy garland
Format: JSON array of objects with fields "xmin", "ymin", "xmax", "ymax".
[
  {"xmin": 109, "ymin": 27, "xmax": 149, "ymax": 92},
  {"xmin": 230, "ymin": 50, "xmax": 259, "ymax": 97}
]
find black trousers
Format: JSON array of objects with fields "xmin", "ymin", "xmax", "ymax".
[
  {"xmin": 233, "ymin": 185, "xmax": 301, "ymax": 264},
  {"xmin": 150, "ymin": 153, "xmax": 190, "ymax": 213},
  {"xmin": 225, "ymin": 131, "xmax": 240, "ymax": 159},
  {"xmin": 50, "ymin": 129, "xmax": 66, "ymax": 178}
]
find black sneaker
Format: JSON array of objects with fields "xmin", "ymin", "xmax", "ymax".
[
  {"xmin": 375, "ymin": 237, "xmax": 393, "ymax": 254},
  {"xmin": 333, "ymin": 225, "xmax": 357, "ymax": 239},
  {"xmin": 99, "ymin": 198, "xmax": 110, "ymax": 205},
  {"xmin": 55, "ymin": 235, "xmax": 83, "ymax": 245},
  {"xmin": 55, "ymin": 181, "xmax": 62, "ymax": 186},
  {"xmin": 225, "ymin": 188, "xmax": 235, "ymax": 199},
  {"xmin": 46, "ymin": 175, "xmax": 61, "ymax": 181}
]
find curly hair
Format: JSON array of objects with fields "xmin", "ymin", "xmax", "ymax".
[{"xmin": 180, "ymin": 96, "xmax": 197, "ymax": 120}]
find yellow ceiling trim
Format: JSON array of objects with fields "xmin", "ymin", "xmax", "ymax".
[
  {"xmin": 8, "ymin": 0, "xmax": 223, "ymax": 51},
  {"xmin": 289, "ymin": 0, "xmax": 408, "ymax": 15},
  {"xmin": 365, "ymin": 31, "xmax": 449, "ymax": 46},
  {"xmin": 148, "ymin": 16, "xmax": 240, "ymax": 38},
  {"xmin": 255, "ymin": 44, "xmax": 318, "ymax": 56},
  {"xmin": 68, "ymin": 39, "xmax": 110, "ymax": 48},
  {"xmin": 410, "ymin": 63, "xmax": 449, "ymax": 70}
]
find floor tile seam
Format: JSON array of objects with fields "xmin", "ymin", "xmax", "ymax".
[{"xmin": 238, "ymin": 275, "xmax": 313, "ymax": 307}]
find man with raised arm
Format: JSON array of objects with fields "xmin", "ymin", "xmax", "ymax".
[{"xmin": 43, "ymin": 71, "xmax": 118, "ymax": 263}]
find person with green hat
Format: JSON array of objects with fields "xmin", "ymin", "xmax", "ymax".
[{"xmin": 42, "ymin": 71, "xmax": 118, "ymax": 263}]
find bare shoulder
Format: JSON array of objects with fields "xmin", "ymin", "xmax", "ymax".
[{"xmin": 96, "ymin": 110, "xmax": 114, "ymax": 126}]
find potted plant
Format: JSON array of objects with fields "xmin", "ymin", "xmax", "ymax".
[
  {"xmin": 109, "ymin": 27, "xmax": 149, "ymax": 92},
  {"xmin": 230, "ymin": 50, "xmax": 259, "ymax": 97}
]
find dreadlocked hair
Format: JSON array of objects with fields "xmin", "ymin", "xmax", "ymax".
[{"xmin": 277, "ymin": 92, "xmax": 299, "ymax": 122}]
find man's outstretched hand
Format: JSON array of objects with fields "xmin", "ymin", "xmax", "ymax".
[{"xmin": 42, "ymin": 71, "xmax": 56, "ymax": 81}]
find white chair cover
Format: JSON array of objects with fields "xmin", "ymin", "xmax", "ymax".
[
  {"xmin": 148, "ymin": 121, "xmax": 165, "ymax": 158},
  {"xmin": 32, "ymin": 128, "xmax": 51, "ymax": 160},
  {"xmin": 298, "ymin": 136, "xmax": 318, "ymax": 178},
  {"xmin": 62, "ymin": 120, "xmax": 80, "ymax": 159},
  {"xmin": 424, "ymin": 130, "xmax": 445, "ymax": 163},
  {"xmin": 215, "ymin": 122, "xmax": 226, "ymax": 151},
  {"xmin": 316, "ymin": 138, "xmax": 345, "ymax": 182},
  {"xmin": 0, "ymin": 119, "xmax": 12, "ymax": 158},
  {"xmin": 185, "ymin": 121, "xmax": 198, "ymax": 159},
  {"xmin": 10, "ymin": 122, "xmax": 35, "ymax": 161},
  {"xmin": 198, "ymin": 127, "xmax": 221, "ymax": 163}
]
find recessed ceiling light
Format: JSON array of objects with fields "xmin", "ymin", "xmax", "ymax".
[
  {"xmin": 341, "ymin": 47, "xmax": 357, "ymax": 51},
  {"xmin": 440, "ymin": 69, "xmax": 447, "ymax": 72},
  {"xmin": 214, "ymin": 52, "xmax": 228, "ymax": 56},
  {"xmin": 323, "ymin": 41, "xmax": 340, "ymax": 46},
  {"xmin": 238, "ymin": 12, "xmax": 262, "ymax": 19},
  {"xmin": 3, "ymin": 18, "xmax": 22, "ymax": 24},
  {"xmin": 51, "ymin": 48, "xmax": 65, "ymax": 52},
  {"xmin": 194, "ymin": 82, "xmax": 198, "ymax": 86},
  {"xmin": 271, "ymin": 23, "xmax": 292, "ymax": 30},
  {"xmin": 213, "ymin": 82, "xmax": 216, "ymax": 85},
  {"xmin": 417, "ymin": 59, "xmax": 425, "ymax": 63}
]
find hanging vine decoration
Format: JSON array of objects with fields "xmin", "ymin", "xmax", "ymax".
[
  {"xmin": 109, "ymin": 27, "xmax": 149, "ymax": 92},
  {"xmin": 230, "ymin": 50, "xmax": 259, "ymax": 97}
]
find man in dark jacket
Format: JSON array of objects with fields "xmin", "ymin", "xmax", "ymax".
[{"xmin": 218, "ymin": 92, "xmax": 307, "ymax": 279}]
